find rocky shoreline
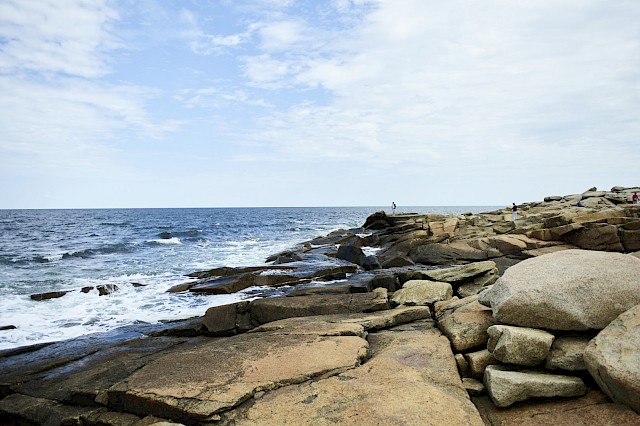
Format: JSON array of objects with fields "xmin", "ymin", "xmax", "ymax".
[{"xmin": 1, "ymin": 186, "xmax": 640, "ymax": 425}]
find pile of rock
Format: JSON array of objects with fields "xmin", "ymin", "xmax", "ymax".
[{"xmin": 431, "ymin": 249, "xmax": 640, "ymax": 416}]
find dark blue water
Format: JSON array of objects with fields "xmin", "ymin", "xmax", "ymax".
[{"xmin": 0, "ymin": 206, "xmax": 495, "ymax": 349}]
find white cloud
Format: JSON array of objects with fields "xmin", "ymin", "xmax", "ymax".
[
  {"xmin": 243, "ymin": 54, "xmax": 295, "ymax": 88},
  {"xmin": 180, "ymin": 8, "xmax": 255, "ymax": 56},
  {"xmin": 0, "ymin": 1, "xmax": 181, "ymax": 179},
  {"xmin": 257, "ymin": 19, "xmax": 308, "ymax": 51},
  {"xmin": 0, "ymin": 76, "xmax": 180, "ymax": 175},
  {"xmin": 0, "ymin": 0, "xmax": 119, "ymax": 78},
  {"xmin": 232, "ymin": 0, "xmax": 640, "ymax": 176}
]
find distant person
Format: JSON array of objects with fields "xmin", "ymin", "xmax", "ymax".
[
  {"xmin": 577, "ymin": 200, "xmax": 583, "ymax": 207},
  {"xmin": 633, "ymin": 192, "xmax": 639, "ymax": 204},
  {"xmin": 392, "ymin": 201, "xmax": 397, "ymax": 214},
  {"xmin": 511, "ymin": 203, "xmax": 518, "ymax": 221}
]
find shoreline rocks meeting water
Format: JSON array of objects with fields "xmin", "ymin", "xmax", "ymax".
[{"xmin": 1, "ymin": 186, "xmax": 640, "ymax": 425}]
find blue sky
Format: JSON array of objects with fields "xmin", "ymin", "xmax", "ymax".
[{"xmin": 1, "ymin": 0, "xmax": 639, "ymax": 208}]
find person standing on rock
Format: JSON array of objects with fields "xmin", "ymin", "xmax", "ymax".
[
  {"xmin": 633, "ymin": 193, "xmax": 639, "ymax": 204},
  {"xmin": 392, "ymin": 201, "xmax": 396, "ymax": 214},
  {"xmin": 512, "ymin": 203, "xmax": 518, "ymax": 221}
]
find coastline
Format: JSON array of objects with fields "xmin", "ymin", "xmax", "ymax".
[{"xmin": 1, "ymin": 186, "xmax": 639, "ymax": 425}]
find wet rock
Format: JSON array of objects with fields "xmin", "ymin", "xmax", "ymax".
[
  {"xmin": 0, "ymin": 325, "xmax": 192, "ymax": 407},
  {"xmin": 30, "ymin": 290, "xmax": 69, "ymax": 301},
  {"xmin": 190, "ymin": 273, "xmax": 255, "ymax": 294},
  {"xmin": 361, "ymin": 254, "xmax": 381, "ymax": 270},
  {"xmin": 97, "ymin": 284, "xmax": 119, "ymax": 296},
  {"xmin": 336, "ymin": 244, "xmax": 365, "ymax": 265},
  {"xmin": 0, "ymin": 325, "xmax": 16, "ymax": 331}
]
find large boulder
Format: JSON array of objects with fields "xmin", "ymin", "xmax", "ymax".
[
  {"xmin": 363, "ymin": 211, "xmax": 391, "ymax": 230},
  {"xmin": 480, "ymin": 250, "xmax": 640, "ymax": 330},
  {"xmin": 584, "ymin": 304, "xmax": 640, "ymax": 414}
]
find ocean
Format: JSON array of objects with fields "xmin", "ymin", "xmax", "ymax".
[{"xmin": 0, "ymin": 206, "xmax": 496, "ymax": 350}]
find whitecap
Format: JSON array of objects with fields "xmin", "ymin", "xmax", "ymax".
[
  {"xmin": 362, "ymin": 246, "xmax": 381, "ymax": 256},
  {"xmin": 146, "ymin": 237, "xmax": 182, "ymax": 245}
]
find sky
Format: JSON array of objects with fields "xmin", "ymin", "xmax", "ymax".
[{"xmin": 1, "ymin": 0, "xmax": 638, "ymax": 208}]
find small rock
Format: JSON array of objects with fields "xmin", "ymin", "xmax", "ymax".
[
  {"xmin": 545, "ymin": 335, "xmax": 591, "ymax": 371},
  {"xmin": 464, "ymin": 349, "xmax": 498, "ymax": 379},
  {"xmin": 30, "ymin": 291, "xmax": 69, "ymax": 301},
  {"xmin": 463, "ymin": 377, "xmax": 485, "ymax": 396},
  {"xmin": 97, "ymin": 284, "xmax": 119, "ymax": 296},
  {"xmin": 487, "ymin": 325, "xmax": 555, "ymax": 366},
  {"xmin": 455, "ymin": 353, "xmax": 469, "ymax": 377}
]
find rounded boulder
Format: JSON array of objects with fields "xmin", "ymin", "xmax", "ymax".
[{"xmin": 482, "ymin": 249, "xmax": 640, "ymax": 330}]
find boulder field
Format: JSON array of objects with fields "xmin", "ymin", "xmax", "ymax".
[{"xmin": 2, "ymin": 186, "xmax": 640, "ymax": 425}]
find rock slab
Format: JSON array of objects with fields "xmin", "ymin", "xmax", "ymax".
[
  {"xmin": 222, "ymin": 321, "xmax": 484, "ymax": 425},
  {"xmin": 107, "ymin": 333, "xmax": 369, "ymax": 422},
  {"xmin": 484, "ymin": 365, "xmax": 586, "ymax": 407}
]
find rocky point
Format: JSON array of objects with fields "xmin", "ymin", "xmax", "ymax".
[{"xmin": 2, "ymin": 185, "xmax": 640, "ymax": 425}]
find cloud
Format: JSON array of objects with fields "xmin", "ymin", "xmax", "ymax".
[
  {"xmin": 0, "ymin": 0, "xmax": 181, "ymax": 178},
  {"xmin": 180, "ymin": 8, "xmax": 255, "ymax": 56},
  {"xmin": 0, "ymin": 0, "xmax": 120, "ymax": 78},
  {"xmin": 229, "ymin": 0, "xmax": 640, "ymax": 174},
  {"xmin": 0, "ymin": 76, "xmax": 180, "ymax": 175}
]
